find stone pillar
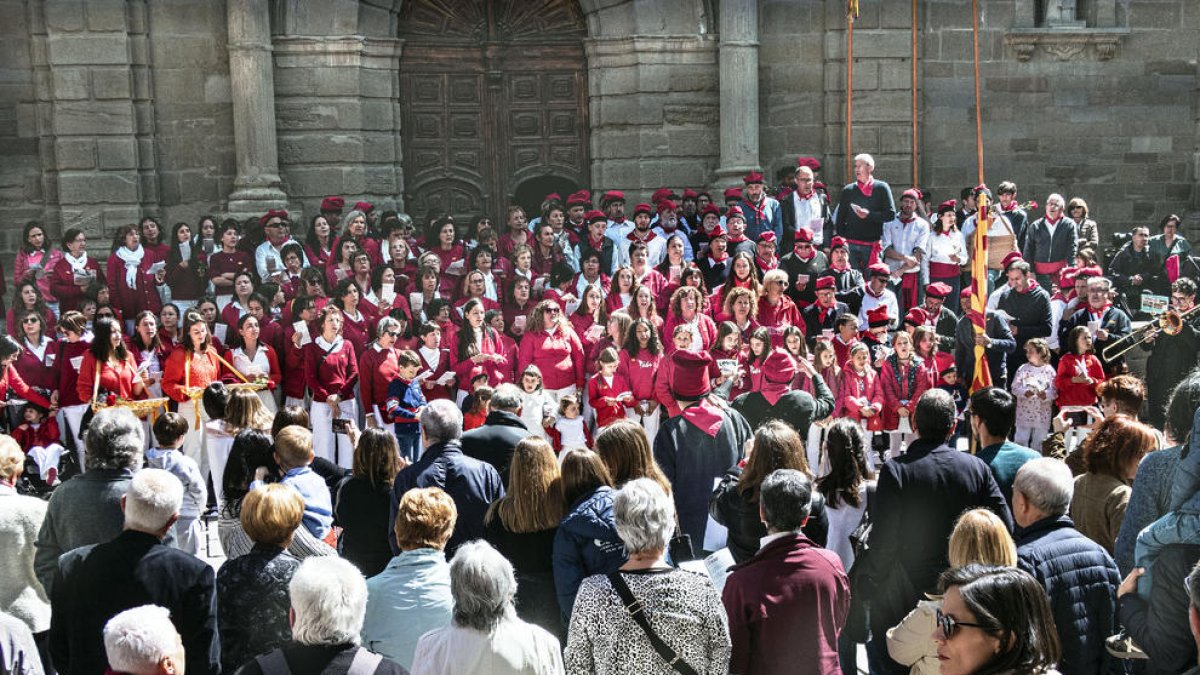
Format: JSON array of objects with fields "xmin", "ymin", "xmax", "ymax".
[
  {"xmin": 715, "ymin": 0, "xmax": 760, "ymax": 185},
  {"xmin": 226, "ymin": 0, "xmax": 287, "ymax": 217}
]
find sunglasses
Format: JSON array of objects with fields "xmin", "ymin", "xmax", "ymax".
[
  {"xmin": 386, "ymin": 331, "xmax": 402, "ymax": 338},
  {"xmin": 936, "ymin": 609, "xmax": 987, "ymax": 639},
  {"xmin": 545, "ymin": 308, "xmax": 560, "ymax": 315},
  {"xmin": 22, "ymin": 317, "xmax": 40, "ymax": 325}
]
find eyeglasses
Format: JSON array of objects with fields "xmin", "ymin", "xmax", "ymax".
[
  {"xmin": 936, "ymin": 609, "xmax": 987, "ymax": 639},
  {"xmin": 796, "ymin": 244, "xmax": 812, "ymax": 249},
  {"xmin": 545, "ymin": 308, "xmax": 560, "ymax": 315},
  {"xmin": 386, "ymin": 331, "xmax": 402, "ymax": 338},
  {"xmin": 22, "ymin": 317, "xmax": 40, "ymax": 325}
]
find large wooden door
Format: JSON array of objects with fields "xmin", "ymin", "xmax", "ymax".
[{"xmin": 399, "ymin": 0, "xmax": 590, "ymax": 222}]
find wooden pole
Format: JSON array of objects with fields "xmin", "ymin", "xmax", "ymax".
[
  {"xmin": 846, "ymin": 11, "xmax": 855, "ymax": 181},
  {"xmin": 911, "ymin": 0, "xmax": 919, "ymax": 185},
  {"xmin": 972, "ymin": 0, "xmax": 984, "ymax": 184}
]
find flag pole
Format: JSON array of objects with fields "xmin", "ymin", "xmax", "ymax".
[
  {"xmin": 969, "ymin": 0, "xmax": 992, "ymax": 397},
  {"xmin": 911, "ymin": 0, "xmax": 919, "ymax": 186},
  {"xmin": 846, "ymin": 2, "xmax": 857, "ymax": 181}
]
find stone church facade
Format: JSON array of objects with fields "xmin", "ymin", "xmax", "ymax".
[{"xmin": 1, "ymin": 0, "xmax": 1197, "ymax": 258}]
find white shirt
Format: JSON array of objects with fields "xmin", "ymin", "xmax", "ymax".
[
  {"xmin": 791, "ymin": 191, "xmax": 826, "ymax": 244},
  {"xmin": 254, "ymin": 237, "xmax": 308, "ymax": 282},
  {"xmin": 411, "ymin": 618, "xmax": 563, "ymax": 675},
  {"xmin": 858, "ymin": 288, "xmax": 900, "ymax": 330},
  {"xmin": 881, "ymin": 216, "xmax": 931, "ymax": 278},
  {"xmin": 926, "ymin": 229, "xmax": 968, "ymax": 266}
]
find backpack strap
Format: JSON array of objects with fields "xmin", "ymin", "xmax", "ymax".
[
  {"xmin": 346, "ymin": 647, "xmax": 383, "ymax": 675},
  {"xmin": 606, "ymin": 572, "xmax": 698, "ymax": 675},
  {"xmin": 255, "ymin": 649, "xmax": 291, "ymax": 675}
]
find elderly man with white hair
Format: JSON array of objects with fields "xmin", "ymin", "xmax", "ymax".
[
  {"xmin": 833, "ymin": 153, "xmax": 897, "ymax": 270},
  {"xmin": 1021, "ymin": 193, "xmax": 1078, "ymax": 289},
  {"xmin": 236, "ymin": 556, "xmax": 407, "ymax": 675},
  {"xmin": 34, "ymin": 407, "xmax": 158, "ymax": 595},
  {"xmin": 411, "ymin": 541, "xmax": 563, "ymax": 675},
  {"xmin": 49, "ymin": 469, "xmax": 218, "ymax": 675},
  {"xmin": 1057, "ymin": 275, "xmax": 1133, "ymax": 375},
  {"xmin": 388, "ymin": 399, "xmax": 504, "ymax": 557},
  {"xmin": 1013, "ymin": 458, "xmax": 1121, "ymax": 675},
  {"xmin": 103, "ymin": 605, "xmax": 185, "ymax": 675}
]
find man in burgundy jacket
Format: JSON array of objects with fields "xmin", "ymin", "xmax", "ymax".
[{"xmin": 721, "ymin": 469, "xmax": 851, "ymax": 675}]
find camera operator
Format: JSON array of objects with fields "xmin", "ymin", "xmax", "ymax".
[{"xmin": 1107, "ymin": 225, "xmax": 1162, "ymax": 315}]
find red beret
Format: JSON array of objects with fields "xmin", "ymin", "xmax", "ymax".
[
  {"xmin": 543, "ymin": 193, "xmax": 562, "ymax": 204},
  {"xmin": 925, "ymin": 282, "xmax": 952, "ymax": 298},
  {"xmin": 938, "ymin": 200, "xmax": 957, "ymax": 216},
  {"xmin": 829, "ymin": 236, "xmax": 848, "ymax": 250},
  {"xmin": 657, "ymin": 200, "xmax": 678, "ymax": 214},
  {"xmin": 867, "ymin": 305, "xmax": 891, "ymax": 327},
  {"xmin": 757, "ymin": 231, "xmax": 777, "ymax": 244},
  {"xmin": 682, "ymin": 188, "xmax": 699, "ymax": 200},
  {"xmin": 566, "ymin": 191, "xmax": 591, "ymax": 207},
  {"xmin": 868, "ymin": 262, "xmax": 891, "ymax": 277},
  {"xmin": 815, "ymin": 275, "xmax": 835, "ymax": 290},
  {"xmin": 797, "ymin": 156, "xmax": 822, "ymax": 172},
  {"xmin": 708, "ymin": 224, "xmax": 728, "ymax": 239},
  {"xmin": 960, "ymin": 287, "xmax": 974, "ymax": 300},
  {"xmin": 320, "ymin": 196, "xmax": 345, "ymax": 212},
  {"xmin": 701, "ymin": 204, "xmax": 721, "ymax": 217},
  {"xmin": 1076, "ymin": 265, "xmax": 1103, "ymax": 279},
  {"xmin": 1001, "ymin": 251, "xmax": 1024, "ymax": 269},
  {"xmin": 762, "ymin": 351, "xmax": 798, "ymax": 384},
  {"xmin": 259, "ymin": 209, "xmax": 288, "ymax": 227},
  {"xmin": 725, "ymin": 206, "xmax": 745, "ymax": 221},
  {"xmin": 633, "ymin": 203, "xmax": 654, "ymax": 217},
  {"xmin": 353, "ymin": 201, "xmax": 373, "ymax": 213},
  {"xmin": 651, "ymin": 188, "xmax": 677, "ymax": 204},
  {"xmin": 743, "ymin": 171, "xmax": 765, "ymax": 185},
  {"xmin": 585, "ymin": 209, "xmax": 608, "ymax": 224},
  {"xmin": 670, "ymin": 349, "xmax": 714, "ymax": 398},
  {"xmin": 901, "ymin": 188, "xmax": 922, "ymax": 202},
  {"xmin": 723, "ymin": 187, "xmax": 743, "ymax": 200},
  {"xmin": 795, "ymin": 228, "xmax": 814, "ymax": 243},
  {"xmin": 813, "ymin": 181, "xmax": 827, "ymax": 191},
  {"xmin": 600, "ymin": 190, "xmax": 625, "ymax": 205},
  {"xmin": 905, "ymin": 307, "xmax": 930, "ymax": 326}
]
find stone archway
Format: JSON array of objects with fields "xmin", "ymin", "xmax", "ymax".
[{"xmin": 398, "ymin": 0, "xmax": 590, "ymax": 222}]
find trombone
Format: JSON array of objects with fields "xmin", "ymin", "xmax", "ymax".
[{"xmin": 1102, "ymin": 304, "xmax": 1200, "ymax": 361}]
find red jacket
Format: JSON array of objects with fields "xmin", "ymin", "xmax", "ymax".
[
  {"xmin": 663, "ymin": 312, "xmax": 718, "ymax": 353},
  {"xmin": 879, "ymin": 355, "xmax": 934, "ymax": 431},
  {"xmin": 304, "ymin": 338, "xmax": 359, "ymax": 403},
  {"xmin": 56, "ymin": 340, "xmax": 92, "ymax": 408},
  {"xmin": 77, "ymin": 352, "xmax": 146, "ymax": 403},
  {"xmin": 15, "ymin": 338, "xmax": 59, "ymax": 396},
  {"xmin": 50, "ymin": 256, "xmax": 105, "ymax": 313},
  {"xmin": 105, "ymin": 251, "xmax": 162, "ymax": 320},
  {"xmin": 359, "ymin": 344, "xmax": 401, "ymax": 418},
  {"xmin": 517, "ymin": 324, "xmax": 586, "ymax": 391},
  {"xmin": 281, "ymin": 324, "xmax": 309, "ymax": 399},
  {"xmin": 617, "ymin": 349, "xmax": 661, "ymax": 402},
  {"xmin": 835, "ymin": 366, "xmax": 883, "ymax": 426},
  {"xmin": 161, "ymin": 349, "xmax": 220, "ymax": 404},
  {"xmin": 1, "ymin": 364, "xmax": 53, "ymax": 409},
  {"xmin": 449, "ymin": 328, "xmax": 511, "ymax": 392},
  {"xmin": 339, "ymin": 309, "xmax": 373, "ymax": 360},
  {"xmin": 756, "ymin": 295, "xmax": 804, "ymax": 331},
  {"xmin": 588, "ymin": 372, "xmax": 635, "ymax": 428},
  {"xmin": 416, "ymin": 347, "xmax": 454, "ymax": 401},
  {"xmin": 1055, "ymin": 353, "xmax": 1105, "ymax": 408},
  {"xmin": 12, "ymin": 418, "xmax": 61, "ymax": 452}
]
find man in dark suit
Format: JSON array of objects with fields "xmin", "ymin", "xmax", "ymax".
[
  {"xmin": 49, "ymin": 469, "xmax": 219, "ymax": 675},
  {"xmin": 460, "ymin": 383, "xmax": 531, "ymax": 488},
  {"xmin": 860, "ymin": 389, "xmax": 1012, "ymax": 675},
  {"xmin": 1058, "ymin": 275, "xmax": 1133, "ymax": 375},
  {"xmin": 955, "ymin": 289, "xmax": 1017, "ymax": 391},
  {"xmin": 802, "ymin": 276, "xmax": 849, "ymax": 341}
]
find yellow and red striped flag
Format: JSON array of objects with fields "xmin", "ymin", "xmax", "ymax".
[{"xmin": 968, "ymin": 188, "xmax": 992, "ymax": 393}]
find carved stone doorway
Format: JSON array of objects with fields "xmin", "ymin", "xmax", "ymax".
[{"xmin": 398, "ymin": 0, "xmax": 591, "ymax": 224}]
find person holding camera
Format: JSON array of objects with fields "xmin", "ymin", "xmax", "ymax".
[{"xmin": 1107, "ymin": 225, "xmax": 1163, "ymax": 311}]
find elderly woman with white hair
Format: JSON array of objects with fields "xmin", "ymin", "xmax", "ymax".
[
  {"xmin": 103, "ymin": 605, "xmax": 185, "ymax": 675},
  {"xmin": 564, "ymin": 478, "xmax": 731, "ymax": 675},
  {"xmin": 236, "ymin": 556, "xmax": 407, "ymax": 675},
  {"xmin": 411, "ymin": 540, "xmax": 564, "ymax": 675}
]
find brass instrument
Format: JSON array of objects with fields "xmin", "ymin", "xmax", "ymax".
[{"xmin": 1102, "ymin": 305, "xmax": 1200, "ymax": 361}]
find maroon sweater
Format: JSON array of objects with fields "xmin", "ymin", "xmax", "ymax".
[{"xmin": 304, "ymin": 338, "xmax": 358, "ymax": 402}]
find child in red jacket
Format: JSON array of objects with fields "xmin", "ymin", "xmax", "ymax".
[
  {"xmin": 836, "ymin": 342, "xmax": 884, "ymax": 464},
  {"xmin": 588, "ymin": 348, "xmax": 635, "ymax": 430},
  {"xmin": 1055, "ymin": 325, "xmax": 1106, "ymax": 409}
]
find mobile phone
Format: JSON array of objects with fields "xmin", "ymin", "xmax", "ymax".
[
  {"xmin": 332, "ymin": 418, "xmax": 350, "ymax": 434},
  {"xmin": 1065, "ymin": 411, "xmax": 1090, "ymax": 427}
]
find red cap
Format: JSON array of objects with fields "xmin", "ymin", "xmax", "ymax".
[
  {"xmin": 829, "ymin": 236, "xmax": 847, "ymax": 250},
  {"xmin": 938, "ymin": 200, "xmax": 957, "ymax": 216},
  {"xmin": 762, "ymin": 351, "xmax": 798, "ymax": 384},
  {"xmin": 259, "ymin": 209, "xmax": 289, "ymax": 226},
  {"xmin": 353, "ymin": 200, "xmax": 373, "ymax": 213},
  {"xmin": 867, "ymin": 305, "xmax": 891, "ymax": 327},
  {"xmin": 1001, "ymin": 251, "xmax": 1024, "ymax": 269},
  {"xmin": 1076, "ymin": 265, "xmax": 1103, "ymax": 279},
  {"xmin": 813, "ymin": 181, "xmax": 827, "ymax": 191},
  {"xmin": 868, "ymin": 262, "xmax": 891, "ymax": 277},
  {"xmin": 1060, "ymin": 268, "xmax": 1078, "ymax": 286},
  {"xmin": 904, "ymin": 307, "xmax": 929, "ymax": 326},
  {"xmin": 566, "ymin": 191, "xmax": 591, "ymax": 207},
  {"xmin": 723, "ymin": 187, "xmax": 743, "ymax": 200},
  {"xmin": 925, "ymin": 282, "xmax": 952, "ymax": 299},
  {"xmin": 708, "ymin": 224, "xmax": 728, "ymax": 239},
  {"xmin": 543, "ymin": 193, "xmax": 562, "ymax": 203},
  {"xmin": 725, "ymin": 206, "xmax": 745, "ymax": 221},
  {"xmin": 901, "ymin": 188, "xmax": 922, "ymax": 202},
  {"xmin": 651, "ymin": 188, "xmax": 677, "ymax": 204},
  {"xmin": 585, "ymin": 209, "xmax": 608, "ymax": 224},
  {"xmin": 600, "ymin": 190, "xmax": 625, "ymax": 205},
  {"xmin": 633, "ymin": 203, "xmax": 654, "ymax": 217},
  {"xmin": 701, "ymin": 204, "xmax": 721, "ymax": 217},
  {"xmin": 795, "ymin": 228, "xmax": 814, "ymax": 243},
  {"xmin": 682, "ymin": 188, "xmax": 699, "ymax": 200},
  {"xmin": 743, "ymin": 171, "xmax": 765, "ymax": 184},
  {"xmin": 757, "ymin": 231, "xmax": 777, "ymax": 244},
  {"xmin": 815, "ymin": 275, "xmax": 835, "ymax": 290},
  {"xmin": 320, "ymin": 196, "xmax": 345, "ymax": 212},
  {"xmin": 657, "ymin": 200, "xmax": 678, "ymax": 214},
  {"xmin": 960, "ymin": 287, "xmax": 974, "ymax": 300},
  {"xmin": 671, "ymin": 349, "xmax": 714, "ymax": 398},
  {"xmin": 797, "ymin": 156, "xmax": 822, "ymax": 172}
]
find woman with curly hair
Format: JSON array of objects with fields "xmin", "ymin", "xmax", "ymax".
[
  {"xmin": 663, "ymin": 285, "xmax": 717, "ymax": 353},
  {"xmin": 618, "ymin": 318, "xmax": 664, "ymax": 439},
  {"xmin": 518, "ymin": 299, "xmax": 586, "ymax": 403},
  {"xmin": 1069, "ymin": 414, "xmax": 1156, "ymax": 554}
]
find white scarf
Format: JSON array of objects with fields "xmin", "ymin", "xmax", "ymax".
[
  {"xmin": 64, "ymin": 250, "xmax": 90, "ymax": 274},
  {"xmin": 315, "ymin": 335, "xmax": 343, "ymax": 352},
  {"xmin": 115, "ymin": 245, "xmax": 145, "ymax": 288},
  {"xmin": 419, "ymin": 345, "xmax": 440, "ymax": 370}
]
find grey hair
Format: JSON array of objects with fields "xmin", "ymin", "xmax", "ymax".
[
  {"xmin": 1087, "ymin": 276, "xmax": 1113, "ymax": 292},
  {"xmin": 289, "ymin": 556, "xmax": 368, "ymax": 645},
  {"xmin": 614, "ymin": 478, "xmax": 675, "ymax": 554},
  {"xmin": 450, "ymin": 540, "xmax": 517, "ymax": 631},
  {"xmin": 490, "ymin": 383, "xmax": 523, "ymax": 412},
  {"xmin": 124, "ymin": 469, "xmax": 183, "ymax": 534},
  {"xmin": 1046, "ymin": 193, "xmax": 1065, "ymax": 207},
  {"xmin": 760, "ymin": 469, "xmax": 813, "ymax": 532},
  {"xmin": 1013, "ymin": 458, "xmax": 1074, "ymax": 517},
  {"xmin": 84, "ymin": 407, "xmax": 146, "ymax": 471},
  {"xmin": 375, "ymin": 316, "xmax": 401, "ymax": 338},
  {"xmin": 103, "ymin": 605, "xmax": 179, "ymax": 675},
  {"xmin": 853, "ymin": 153, "xmax": 875, "ymax": 169},
  {"xmin": 421, "ymin": 399, "xmax": 463, "ymax": 444},
  {"xmin": 344, "ymin": 209, "xmax": 367, "ymax": 228}
]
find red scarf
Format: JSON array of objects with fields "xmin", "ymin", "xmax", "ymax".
[
  {"xmin": 1088, "ymin": 303, "xmax": 1111, "ymax": 321},
  {"xmin": 856, "ymin": 179, "xmax": 874, "ymax": 197},
  {"xmin": 865, "ymin": 284, "xmax": 885, "ymax": 299},
  {"xmin": 746, "ymin": 198, "xmax": 768, "ymax": 223},
  {"xmin": 756, "ymin": 256, "xmax": 778, "ymax": 272},
  {"xmin": 708, "ymin": 250, "xmax": 729, "ymax": 264},
  {"xmin": 611, "ymin": 216, "xmax": 626, "ymax": 225},
  {"xmin": 899, "ymin": 215, "xmax": 915, "ymax": 225},
  {"xmin": 794, "ymin": 246, "xmax": 816, "ymax": 262},
  {"xmin": 626, "ymin": 229, "xmax": 658, "ymax": 243},
  {"xmin": 1001, "ymin": 200, "xmax": 1018, "ymax": 212},
  {"xmin": 726, "ymin": 234, "xmax": 749, "ymax": 244},
  {"xmin": 588, "ymin": 234, "xmax": 606, "ymax": 249},
  {"xmin": 1045, "ymin": 215, "xmax": 1062, "ymax": 226},
  {"xmin": 734, "ymin": 276, "xmax": 753, "ymax": 289},
  {"xmin": 681, "ymin": 397, "xmax": 724, "ymax": 437}
]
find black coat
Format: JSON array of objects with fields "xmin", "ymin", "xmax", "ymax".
[
  {"xmin": 1142, "ymin": 320, "xmax": 1200, "ymax": 427},
  {"xmin": 803, "ymin": 301, "xmax": 850, "ymax": 339},
  {"xmin": 334, "ymin": 477, "xmax": 394, "ymax": 577},
  {"xmin": 1107, "ymin": 243, "xmax": 1164, "ymax": 297},
  {"xmin": 49, "ymin": 529, "xmax": 220, "ymax": 675},
  {"xmin": 861, "ymin": 438, "xmax": 1012, "ymax": 635},
  {"xmin": 1059, "ymin": 305, "xmax": 1132, "ymax": 373},
  {"xmin": 954, "ymin": 312, "xmax": 1016, "ymax": 390},
  {"xmin": 460, "ymin": 409, "xmax": 531, "ymax": 488},
  {"xmin": 996, "ymin": 285, "xmax": 1052, "ymax": 379},
  {"xmin": 1118, "ymin": 543, "xmax": 1200, "ymax": 675},
  {"xmin": 709, "ymin": 467, "xmax": 828, "ymax": 564},
  {"xmin": 780, "ymin": 251, "xmax": 830, "ymax": 307},
  {"xmin": 1015, "ymin": 515, "xmax": 1121, "ymax": 675},
  {"xmin": 731, "ymin": 374, "xmax": 835, "ymax": 437}
]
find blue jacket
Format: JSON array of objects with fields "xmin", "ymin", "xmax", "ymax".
[
  {"xmin": 361, "ymin": 548, "xmax": 452, "ymax": 669},
  {"xmin": 551, "ymin": 487, "xmax": 625, "ymax": 623},
  {"xmin": 1016, "ymin": 515, "xmax": 1120, "ymax": 675},
  {"xmin": 385, "ymin": 377, "xmax": 427, "ymax": 431}
]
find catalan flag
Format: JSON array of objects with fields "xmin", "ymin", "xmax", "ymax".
[{"xmin": 968, "ymin": 187, "xmax": 992, "ymax": 393}]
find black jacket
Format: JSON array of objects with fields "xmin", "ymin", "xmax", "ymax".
[
  {"xmin": 780, "ymin": 251, "xmax": 830, "ymax": 307},
  {"xmin": 954, "ymin": 312, "xmax": 1016, "ymax": 390},
  {"xmin": 1059, "ymin": 305, "xmax": 1132, "ymax": 373},
  {"xmin": 802, "ymin": 301, "xmax": 850, "ymax": 339},
  {"xmin": 460, "ymin": 409, "xmax": 531, "ymax": 487},
  {"xmin": 861, "ymin": 438, "xmax": 1012, "ymax": 635},
  {"xmin": 1108, "ymin": 243, "xmax": 1164, "ymax": 297},
  {"xmin": 731, "ymin": 374, "xmax": 835, "ymax": 437},
  {"xmin": 334, "ymin": 477, "xmax": 394, "ymax": 577},
  {"xmin": 50, "ymin": 529, "xmax": 220, "ymax": 675},
  {"xmin": 710, "ymin": 466, "xmax": 828, "ymax": 564},
  {"xmin": 233, "ymin": 643, "xmax": 408, "ymax": 675},
  {"xmin": 1015, "ymin": 515, "xmax": 1121, "ymax": 675},
  {"xmin": 1118, "ymin": 543, "xmax": 1200, "ymax": 675}
]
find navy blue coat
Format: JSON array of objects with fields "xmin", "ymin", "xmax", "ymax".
[
  {"xmin": 1118, "ymin": 543, "xmax": 1200, "ymax": 675},
  {"xmin": 1015, "ymin": 515, "xmax": 1121, "ymax": 675},
  {"xmin": 551, "ymin": 486, "xmax": 625, "ymax": 623}
]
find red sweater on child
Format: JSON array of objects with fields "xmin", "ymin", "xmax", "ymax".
[
  {"xmin": 588, "ymin": 372, "xmax": 635, "ymax": 428},
  {"xmin": 1055, "ymin": 353, "xmax": 1105, "ymax": 408}
]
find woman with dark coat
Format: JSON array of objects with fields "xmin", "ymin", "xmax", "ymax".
[
  {"xmin": 551, "ymin": 449, "xmax": 625, "ymax": 625},
  {"xmin": 710, "ymin": 420, "xmax": 829, "ymax": 563},
  {"xmin": 334, "ymin": 428, "xmax": 402, "ymax": 577}
]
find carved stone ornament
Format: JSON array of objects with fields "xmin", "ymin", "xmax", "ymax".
[{"xmin": 1004, "ymin": 29, "xmax": 1127, "ymax": 62}]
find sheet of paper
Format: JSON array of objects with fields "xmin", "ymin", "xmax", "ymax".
[
  {"xmin": 409, "ymin": 293, "xmax": 425, "ymax": 314},
  {"xmin": 514, "ymin": 315, "xmax": 528, "ymax": 330},
  {"xmin": 213, "ymin": 324, "xmax": 228, "ymax": 345},
  {"xmin": 445, "ymin": 259, "xmax": 466, "ymax": 275},
  {"xmin": 435, "ymin": 371, "xmax": 456, "ymax": 386},
  {"xmin": 585, "ymin": 323, "xmax": 603, "ymax": 341},
  {"xmin": 380, "ymin": 286, "xmax": 397, "ymax": 305},
  {"xmin": 147, "ymin": 261, "xmax": 166, "ymax": 275},
  {"xmin": 292, "ymin": 321, "xmax": 312, "ymax": 346},
  {"xmin": 69, "ymin": 356, "xmax": 83, "ymax": 371},
  {"xmin": 703, "ymin": 548, "xmax": 736, "ymax": 593}
]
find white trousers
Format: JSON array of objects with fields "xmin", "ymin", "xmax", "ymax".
[
  {"xmin": 1013, "ymin": 423, "xmax": 1050, "ymax": 450},
  {"xmin": 625, "ymin": 405, "xmax": 661, "ymax": 444},
  {"xmin": 177, "ymin": 400, "xmax": 210, "ymax": 482},
  {"xmin": 60, "ymin": 404, "xmax": 89, "ymax": 467},
  {"xmin": 806, "ymin": 423, "xmax": 829, "ymax": 478},
  {"xmin": 311, "ymin": 399, "xmax": 358, "ymax": 469}
]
